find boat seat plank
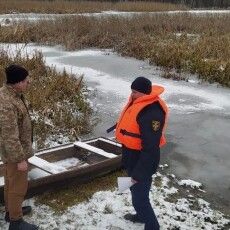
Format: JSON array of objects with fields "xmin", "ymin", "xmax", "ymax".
[
  {"xmin": 98, "ymin": 137, "xmax": 122, "ymax": 147},
  {"xmin": 74, "ymin": 141, "xmax": 117, "ymax": 159},
  {"xmin": 28, "ymin": 156, "xmax": 67, "ymax": 174}
]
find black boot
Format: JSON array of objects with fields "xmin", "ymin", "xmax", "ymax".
[
  {"xmin": 5, "ymin": 206, "xmax": 32, "ymax": 222},
  {"xmin": 9, "ymin": 219, "xmax": 38, "ymax": 230},
  {"xmin": 124, "ymin": 213, "xmax": 144, "ymax": 223}
]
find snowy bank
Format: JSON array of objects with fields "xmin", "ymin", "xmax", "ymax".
[{"xmin": 0, "ymin": 168, "xmax": 229, "ymax": 230}]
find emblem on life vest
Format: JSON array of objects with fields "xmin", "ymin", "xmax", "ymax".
[{"xmin": 152, "ymin": 120, "xmax": 160, "ymax": 131}]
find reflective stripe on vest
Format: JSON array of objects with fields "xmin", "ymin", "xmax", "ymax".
[{"xmin": 115, "ymin": 85, "xmax": 168, "ymax": 150}]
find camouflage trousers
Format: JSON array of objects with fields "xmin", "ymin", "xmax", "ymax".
[{"xmin": 4, "ymin": 163, "xmax": 28, "ymax": 221}]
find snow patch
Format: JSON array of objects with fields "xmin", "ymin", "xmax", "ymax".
[{"xmin": 178, "ymin": 179, "xmax": 203, "ymax": 189}]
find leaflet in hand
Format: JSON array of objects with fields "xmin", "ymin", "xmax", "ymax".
[{"xmin": 117, "ymin": 177, "xmax": 134, "ymax": 193}]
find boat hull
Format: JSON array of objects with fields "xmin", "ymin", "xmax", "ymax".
[{"xmin": 0, "ymin": 137, "xmax": 122, "ymax": 203}]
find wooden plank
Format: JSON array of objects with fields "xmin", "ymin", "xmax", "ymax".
[
  {"xmin": 35, "ymin": 143, "xmax": 74, "ymax": 156},
  {"xmin": 74, "ymin": 141, "xmax": 117, "ymax": 159},
  {"xmin": 28, "ymin": 156, "xmax": 67, "ymax": 174},
  {"xmin": 98, "ymin": 137, "xmax": 122, "ymax": 147},
  {"xmin": 0, "ymin": 143, "xmax": 75, "ymax": 166}
]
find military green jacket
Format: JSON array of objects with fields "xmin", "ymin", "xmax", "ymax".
[{"xmin": 0, "ymin": 84, "xmax": 33, "ymax": 163}]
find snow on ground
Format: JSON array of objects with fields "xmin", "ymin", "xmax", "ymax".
[
  {"xmin": 178, "ymin": 179, "xmax": 202, "ymax": 189},
  {"xmin": 0, "ymin": 169, "xmax": 229, "ymax": 230}
]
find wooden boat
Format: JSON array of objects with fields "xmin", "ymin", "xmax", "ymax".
[{"xmin": 0, "ymin": 137, "xmax": 122, "ymax": 203}]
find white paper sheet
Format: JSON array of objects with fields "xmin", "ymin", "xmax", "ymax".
[{"xmin": 117, "ymin": 177, "xmax": 134, "ymax": 193}]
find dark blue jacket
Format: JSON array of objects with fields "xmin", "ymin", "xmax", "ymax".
[{"xmin": 122, "ymin": 101, "xmax": 165, "ymax": 181}]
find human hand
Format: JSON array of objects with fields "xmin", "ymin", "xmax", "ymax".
[
  {"xmin": 131, "ymin": 178, "xmax": 138, "ymax": 184},
  {"xmin": 17, "ymin": 160, "xmax": 28, "ymax": 171}
]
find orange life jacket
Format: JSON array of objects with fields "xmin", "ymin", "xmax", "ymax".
[{"xmin": 115, "ymin": 85, "xmax": 168, "ymax": 150}]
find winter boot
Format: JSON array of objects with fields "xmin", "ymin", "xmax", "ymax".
[
  {"xmin": 9, "ymin": 219, "xmax": 38, "ymax": 230},
  {"xmin": 5, "ymin": 206, "xmax": 32, "ymax": 222},
  {"xmin": 124, "ymin": 213, "xmax": 144, "ymax": 223}
]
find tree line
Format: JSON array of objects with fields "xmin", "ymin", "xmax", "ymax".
[
  {"xmin": 37, "ymin": 0, "xmax": 230, "ymax": 8},
  {"xmin": 100, "ymin": 0, "xmax": 229, "ymax": 8},
  {"xmin": 155, "ymin": 0, "xmax": 229, "ymax": 8}
]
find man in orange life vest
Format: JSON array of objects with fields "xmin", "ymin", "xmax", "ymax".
[{"xmin": 115, "ymin": 76, "xmax": 168, "ymax": 230}]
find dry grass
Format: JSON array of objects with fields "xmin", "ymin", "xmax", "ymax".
[
  {"xmin": 0, "ymin": 49, "xmax": 92, "ymax": 149},
  {"xmin": 0, "ymin": 0, "xmax": 187, "ymax": 14},
  {"xmin": 35, "ymin": 170, "xmax": 126, "ymax": 212},
  {"xmin": 1, "ymin": 13, "xmax": 229, "ymax": 86}
]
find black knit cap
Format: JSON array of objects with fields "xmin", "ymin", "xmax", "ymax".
[
  {"xmin": 5, "ymin": 64, "xmax": 28, "ymax": 84},
  {"xmin": 131, "ymin": 76, "xmax": 152, "ymax": 94}
]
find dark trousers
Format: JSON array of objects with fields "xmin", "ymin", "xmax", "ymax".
[
  {"xmin": 130, "ymin": 179, "xmax": 160, "ymax": 230},
  {"xmin": 4, "ymin": 163, "xmax": 28, "ymax": 221}
]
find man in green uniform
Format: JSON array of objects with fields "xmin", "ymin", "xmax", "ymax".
[{"xmin": 0, "ymin": 64, "xmax": 38, "ymax": 230}]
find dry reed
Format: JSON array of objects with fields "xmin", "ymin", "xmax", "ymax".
[
  {"xmin": 0, "ymin": 0, "xmax": 187, "ymax": 14},
  {"xmin": 1, "ymin": 13, "xmax": 229, "ymax": 86},
  {"xmin": 0, "ymin": 49, "xmax": 92, "ymax": 149}
]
